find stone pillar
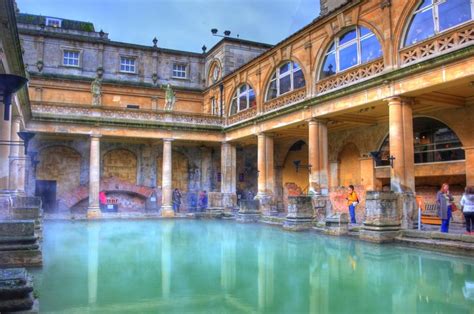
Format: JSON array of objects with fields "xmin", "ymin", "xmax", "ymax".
[
  {"xmin": 161, "ymin": 139, "xmax": 174, "ymax": 217},
  {"xmin": 237, "ymin": 199, "xmax": 261, "ymax": 223},
  {"xmin": 8, "ymin": 116, "xmax": 27, "ymax": 193},
  {"xmin": 265, "ymin": 134, "xmax": 275, "ymax": 195},
  {"xmin": 221, "ymin": 142, "xmax": 237, "ymax": 209},
  {"xmin": 387, "ymin": 97, "xmax": 415, "ymax": 193},
  {"xmin": 87, "ymin": 135, "xmax": 101, "ymax": 218},
  {"xmin": 257, "ymin": 133, "xmax": 267, "ymax": 197},
  {"xmin": 465, "ymin": 147, "xmax": 474, "ymax": 186},
  {"xmin": 308, "ymin": 119, "xmax": 329, "ymax": 194},
  {"xmin": 0, "ymin": 105, "xmax": 12, "ymax": 190},
  {"xmin": 283, "ymin": 196, "xmax": 314, "ymax": 231}
]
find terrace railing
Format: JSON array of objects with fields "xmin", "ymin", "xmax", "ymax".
[
  {"xmin": 225, "ymin": 106, "xmax": 257, "ymax": 126},
  {"xmin": 263, "ymin": 87, "xmax": 306, "ymax": 113}
]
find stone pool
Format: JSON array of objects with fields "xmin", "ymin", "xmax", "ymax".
[{"xmin": 32, "ymin": 220, "xmax": 473, "ymax": 313}]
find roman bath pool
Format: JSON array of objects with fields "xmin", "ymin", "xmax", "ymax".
[{"xmin": 32, "ymin": 220, "xmax": 473, "ymax": 313}]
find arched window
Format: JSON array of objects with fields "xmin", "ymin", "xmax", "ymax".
[
  {"xmin": 265, "ymin": 61, "xmax": 305, "ymax": 101},
  {"xmin": 404, "ymin": 0, "xmax": 473, "ymax": 47},
  {"xmin": 229, "ymin": 84, "xmax": 256, "ymax": 115},
  {"xmin": 375, "ymin": 117, "xmax": 465, "ymax": 166},
  {"xmin": 320, "ymin": 26, "xmax": 382, "ymax": 79}
]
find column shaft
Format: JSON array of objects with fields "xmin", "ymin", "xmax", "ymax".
[
  {"xmin": 388, "ymin": 97, "xmax": 415, "ymax": 192},
  {"xmin": 161, "ymin": 139, "xmax": 174, "ymax": 216},
  {"xmin": 221, "ymin": 143, "xmax": 236, "ymax": 194},
  {"xmin": 87, "ymin": 135, "xmax": 101, "ymax": 218},
  {"xmin": 0, "ymin": 105, "xmax": 12, "ymax": 189},
  {"xmin": 465, "ymin": 147, "xmax": 474, "ymax": 187},
  {"xmin": 8, "ymin": 116, "xmax": 26, "ymax": 193},
  {"xmin": 265, "ymin": 135, "xmax": 275, "ymax": 195},
  {"xmin": 257, "ymin": 134, "xmax": 267, "ymax": 196},
  {"xmin": 308, "ymin": 120, "xmax": 329, "ymax": 193}
]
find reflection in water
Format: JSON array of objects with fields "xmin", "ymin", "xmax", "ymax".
[{"xmin": 33, "ymin": 220, "xmax": 474, "ymax": 313}]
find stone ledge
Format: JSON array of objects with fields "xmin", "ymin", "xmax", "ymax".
[{"xmin": 396, "ymin": 236, "xmax": 474, "ymax": 256}]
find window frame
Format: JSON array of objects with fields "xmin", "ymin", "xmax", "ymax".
[
  {"xmin": 402, "ymin": 0, "xmax": 474, "ymax": 48},
  {"xmin": 229, "ymin": 84, "xmax": 256, "ymax": 115},
  {"xmin": 265, "ymin": 61, "xmax": 305, "ymax": 102},
  {"xmin": 172, "ymin": 63, "xmax": 187, "ymax": 79},
  {"xmin": 46, "ymin": 17, "xmax": 62, "ymax": 28},
  {"xmin": 320, "ymin": 26, "xmax": 381, "ymax": 79},
  {"xmin": 119, "ymin": 56, "xmax": 137, "ymax": 74},
  {"xmin": 61, "ymin": 49, "xmax": 81, "ymax": 68}
]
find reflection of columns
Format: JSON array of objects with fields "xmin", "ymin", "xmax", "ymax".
[
  {"xmin": 161, "ymin": 221, "xmax": 174, "ymax": 298},
  {"xmin": 0, "ymin": 105, "xmax": 12, "ymax": 189},
  {"xmin": 265, "ymin": 134, "xmax": 275, "ymax": 195},
  {"xmin": 161, "ymin": 139, "xmax": 174, "ymax": 217},
  {"xmin": 87, "ymin": 135, "xmax": 101, "ymax": 218},
  {"xmin": 220, "ymin": 229, "xmax": 236, "ymax": 292},
  {"xmin": 308, "ymin": 119, "xmax": 328, "ymax": 193},
  {"xmin": 387, "ymin": 97, "xmax": 415, "ymax": 192},
  {"xmin": 257, "ymin": 133, "xmax": 267, "ymax": 197},
  {"xmin": 8, "ymin": 116, "xmax": 27, "ymax": 193},
  {"xmin": 87, "ymin": 223, "xmax": 100, "ymax": 305},
  {"xmin": 465, "ymin": 147, "xmax": 474, "ymax": 186},
  {"xmin": 258, "ymin": 242, "xmax": 274, "ymax": 310}
]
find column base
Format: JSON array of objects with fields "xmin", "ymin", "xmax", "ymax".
[
  {"xmin": 87, "ymin": 207, "xmax": 101, "ymax": 219},
  {"xmin": 161, "ymin": 206, "xmax": 175, "ymax": 217}
]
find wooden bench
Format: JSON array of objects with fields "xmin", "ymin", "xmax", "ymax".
[{"xmin": 421, "ymin": 203, "xmax": 441, "ymax": 225}]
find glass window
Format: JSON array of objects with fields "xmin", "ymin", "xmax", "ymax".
[
  {"xmin": 172, "ymin": 64, "xmax": 186, "ymax": 78},
  {"xmin": 63, "ymin": 50, "xmax": 79, "ymax": 67},
  {"xmin": 375, "ymin": 117, "xmax": 465, "ymax": 166},
  {"xmin": 120, "ymin": 57, "xmax": 135, "ymax": 73},
  {"xmin": 319, "ymin": 26, "xmax": 383, "ymax": 79},
  {"xmin": 265, "ymin": 61, "xmax": 306, "ymax": 101},
  {"xmin": 229, "ymin": 84, "xmax": 255, "ymax": 115},
  {"xmin": 46, "ymin": 17, "xmax": 62, "ymax": 28},
  {"xmin": 404, "ymin": 0, "xmax": 472, "ymax": 47}
]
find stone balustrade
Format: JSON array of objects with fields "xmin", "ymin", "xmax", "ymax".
[
  {"xmin": 226, "ymin": 106, "xmax": 257, "ymax": 126},
  {"xmin": 31, "ymin": 101, "xmax": 223, "ymax": 128},
  {"xmin": 263, "ymin": 87, "xmax": 306, "ymax": 113},
  {"xmin": 400, "ymin": 22, "xmax": 474, "ymax": 66}
]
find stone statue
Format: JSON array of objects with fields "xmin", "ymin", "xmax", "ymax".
[
  {"xmin": 91, "ymin": 78, "xmax": 102, "ymax": 106},
  {"xmin": 162, "ymin": 83, "xmax": 176, "ymax": 111}
]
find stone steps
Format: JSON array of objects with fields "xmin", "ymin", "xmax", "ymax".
[{"xmin": 0, "ymin": 268, "xmax": 36, "ymax": 313}]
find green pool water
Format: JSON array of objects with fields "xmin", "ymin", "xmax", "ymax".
[{"xmin": 32, "ymin": 220, "xmax": 474, "ymax": 313}]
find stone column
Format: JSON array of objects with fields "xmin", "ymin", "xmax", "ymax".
[
  {"xmin": 8, "ymin": 116, "xmax": 27, "ymax": 193},
  {"xmin": 161, "ymin": 139, "xmax": 174, "ymax": 217},
  {"xmin": 0, "ymin": 105, "xmax": 12, "ymax": 190},
  {"xmin": 87, "ymin": 135, "xmax": 101, "ymax": 218},
  {"xmin": 221, "ymin": 142, "xmax": 237, "ymax": 209},
  {"xmin": 265, "ymin": 134, "xmax": 275, "ymax": 195},
  {"xmin": 465, "ymin": 147, "xmax": 474, "ymax": 186},
  {"xmin": 200, "ymin": 146, "xmax": 212, "ymax": 192},
  {"xmin": 257, "ymin": 133, "xmax": 267, "ymax": 198},
  {"xmin": 308, "ymin": 119, "xmax": 329, "ymax": 194},
  {"xmin": 387, "ymin": 96, "xmax": 415, "ymax": 193}
]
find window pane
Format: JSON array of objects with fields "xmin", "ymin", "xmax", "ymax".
[
  {"xmin": 239, "ymin": 85, "xmax": 247, "ymax": 94},
  {"xmin": 230, "ymin": 98, "xmax": 237, "ymax": 115},
  {"xmin": 293, "ymin": 69, "xmax": 305, "ymax": 89},
  {"xmin": 279, "ymin": 74, "xmax": 291, "ymax": 95},
  {"xmin": 320, "ymin": 52, "xmax": 336, "ymax": 79},
  {"xmin": 361, "ymin": 35, "xmax": 382, "ymax": 62},
  {"xmin": 438, "ymin": 0, "xmax": 471, "ymax": 32},
  {"xmin": 339, "ymin": 29, "xmax": 357, "ymax": 45},
  {"xmin": 417, "ymin": 0, "xmax": 432, "ymax": 10},
  {"xmin": 327, "ymin": 42, "xmax": 335, "ymax": 52},
  {"xmin": 248, "ymin": 89, "xmax": 256, "ymax": 108},
  {"xmin": 360, "ymin": 26, "xmax": 372, "ymax": 37},
  {"xmin": 338, "ymin": 43, "xmax": 358, "ymax": 71},
  {"xmin": 266, "ymin": 80, "xmax": 278, "ymax": 100},
  {"xmin": 404, "ymin": 9, "xmax": 435, "ymax": 46},
  {"xmin": 279, "ymin": 62, "xmax": 290, "ymax": 74},
  {"xmin": 292, "ymin": 62, "xmax": 301, "ymax": 71},
  {"xmin": 239, "ymin": 94, "xmax": 247, "ymax": 111}
]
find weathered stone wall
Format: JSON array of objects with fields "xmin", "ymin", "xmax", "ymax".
[
  {"xmin": 103, "ymin": 149, "xmax": 137, "ymax": 184},
  {"xmin": 236, "ymin": 145, "xmax": 258, "ymax": 200}
]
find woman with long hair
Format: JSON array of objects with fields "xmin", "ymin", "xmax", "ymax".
[
  {"xmin": 437, "ymin": 183, "xmax": 454, "ymax": 233},
  {"xmin": 460, "ymin": 186, "xmax": 474, "ymax": 235}
]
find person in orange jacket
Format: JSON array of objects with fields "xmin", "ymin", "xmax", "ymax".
[{"xmin": 346, "ymin": 185, "xmax": 359, "ymax": 224}]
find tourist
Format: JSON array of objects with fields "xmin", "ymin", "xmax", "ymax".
[
  {"xmin": 172, "ymin": 188, "xmax": 182, "ymax": 213},
  {"xmin": 198, "ymin": 190, "xmax": 208, "ymax": 212},
  {"xmin": 99, "ymin": 190, "xmax": 107, "ymax": 211},
  {"xmin": 346, "ymin": 185, "xmax": 359, "ymax": 224},
  {"xmin": 460, "ymin": 186, "xmax": 474, "ymax": 235},
  {"xmin": 437, "ymin": 183, "xmax": 454, "ymax": 233}
]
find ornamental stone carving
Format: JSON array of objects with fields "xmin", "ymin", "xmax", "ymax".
[{"xmin": 91, "ymin": 78, "xmax": 102, "ymax": 106}]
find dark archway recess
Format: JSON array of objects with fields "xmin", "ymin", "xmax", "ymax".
[{"xmin": 376, "ymin": 117, "xmax": 465, "ymax": 166}]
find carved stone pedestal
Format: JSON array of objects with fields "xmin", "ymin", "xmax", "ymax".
[
  {"xmin": 325, "ymin": 213, "xmax": 349, "ymax": 236},
  {"xmin": 236, "ymin": 200, "xmax": 261, "ymax": 223},
  {"xmin": 360, "ymin": 191, "xmax": 401, "ymax": 243},
  {"xmin": 10, "ymin": 196, "xmax": 43, "ymax": 240},
  {"xmin": 0, "ymin": 220, "xmax": 42, "ymax": 267},
  {"xmin": 399, "ymin": 192, "xmax": 417, "ymax": 229},
  {"xmin": 283, "ymin": 196, "xmax": 314, "ymax": 231},
  {"xmin": 0, "ymin": 268, "xmax": 37, "ymax": 313},
  {"xmin": 312, "ymin": 194, "xmax": 331, "ymax": 227}
]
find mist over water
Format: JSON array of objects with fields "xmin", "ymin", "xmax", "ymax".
[{"xmin": 32, "ymin": 220, "xmax": 474, "ymax": 313}]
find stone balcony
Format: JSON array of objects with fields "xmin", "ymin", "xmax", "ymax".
[{"xmin": 30, "ymin": 101, "xmax": 224, "ymax": 129}]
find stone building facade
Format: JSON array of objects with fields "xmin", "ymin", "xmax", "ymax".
[{"xmin": 1, "ymin": 0, "xmax": 474, "ymax": 221}]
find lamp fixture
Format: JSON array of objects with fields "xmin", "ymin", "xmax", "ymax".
[{"xmin": 0, "ymin": 74, "xmax": 28, "ymax": 121}]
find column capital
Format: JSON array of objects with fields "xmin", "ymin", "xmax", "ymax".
[
  {"xmin": 90, "ymin": 133, "xmax": 102, "ymax": 139},
  {"xmin": 163, "ymin": 138, "xmax": 174, "ymax": 142},
  {"xmin": 384, "ymin": 96, "xmax": 414, "ymax": 106},
  {"xmin": 307, "ymin": 118, "xmax": 328, "ymax": 125}
]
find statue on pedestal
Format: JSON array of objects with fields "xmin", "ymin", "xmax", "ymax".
[
  {"xmin": 162, "ymin": 83, "xmax": 176, "ymax": 111},
  {"xmin": 91, "ymin": 78, "xmax": 102, "ymax": 106}
]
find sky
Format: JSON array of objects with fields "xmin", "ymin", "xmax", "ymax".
[{"xmin": 16, "ymin": 0, "xmax": 320, "ymax": 53}]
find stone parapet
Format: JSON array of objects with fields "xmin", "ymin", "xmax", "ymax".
[{"xmin": 283, "ymin": 196, "xmax": 314, "ymax": 231}]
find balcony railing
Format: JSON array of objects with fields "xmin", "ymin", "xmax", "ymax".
[
  {"xmin": 263, "ymin": 87, "xmax": 306, "ymax": 113},
  {"xmin": 315, "ymin": 58, "xmax": 384, "ymax": 95},
  {"xmin": 30, "ymin": 101, "xmax": 223, "ymax": 128},
  {"xmin": 400, "ymin": 22, "xmax": 474, "ymax": 66},
  {"xmin": 226, "ymin": 106, "xmax": 257, "ymax": 126}
]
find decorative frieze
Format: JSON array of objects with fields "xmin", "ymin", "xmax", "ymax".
[
  {"xmin": 226, "ymin": 106, "xmax": 257, "ymax": 126},
  {"xmin": 315, "ymin": 58, "xmax": 384, "ymax": 94},
  {"xmin": 263, "ymin": 87, "xmax": 306, "ymax": 113},
  {"xmin": 400, "ymin": 22, "xmax": 474, "ymax": 66}
]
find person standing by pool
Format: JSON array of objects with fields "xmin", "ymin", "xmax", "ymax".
[
  {"xmin": 460, "ymin": 186, "xmax": 474, "ymax": 235},
  {"xmin": 437, "ymin": 183, "xmax": 454, "ymax": 233},
  {"xmin": 198, "ymin": 190, "xmax": 208, "ymax": 212},
  {"xmin": 172, "ymin": 188, "xmax": 182, "ymax": 213},
  {"xmin": 346, "ymin": 185, "xmax": 359, "ymax": 224},
  {"xmin": 99, "ymin": 190, "xmax": 107, "ymax": 211}
]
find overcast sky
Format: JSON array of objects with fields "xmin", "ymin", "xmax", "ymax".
[{"xmin": 16, "ymin": 0, "xmax": 320, "ymax": 53}]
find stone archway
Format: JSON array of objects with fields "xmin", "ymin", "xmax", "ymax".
[
  {"xmin": 338, "ymin": 142, "xmax": 361, "ymax": 187},
  {"xmin": 103, "ymin": 149, "xmax": 137, "ymax": 184},
  {"xmin": 36, "ymin": 146, "xmax": 81, "ymax": 197}
]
